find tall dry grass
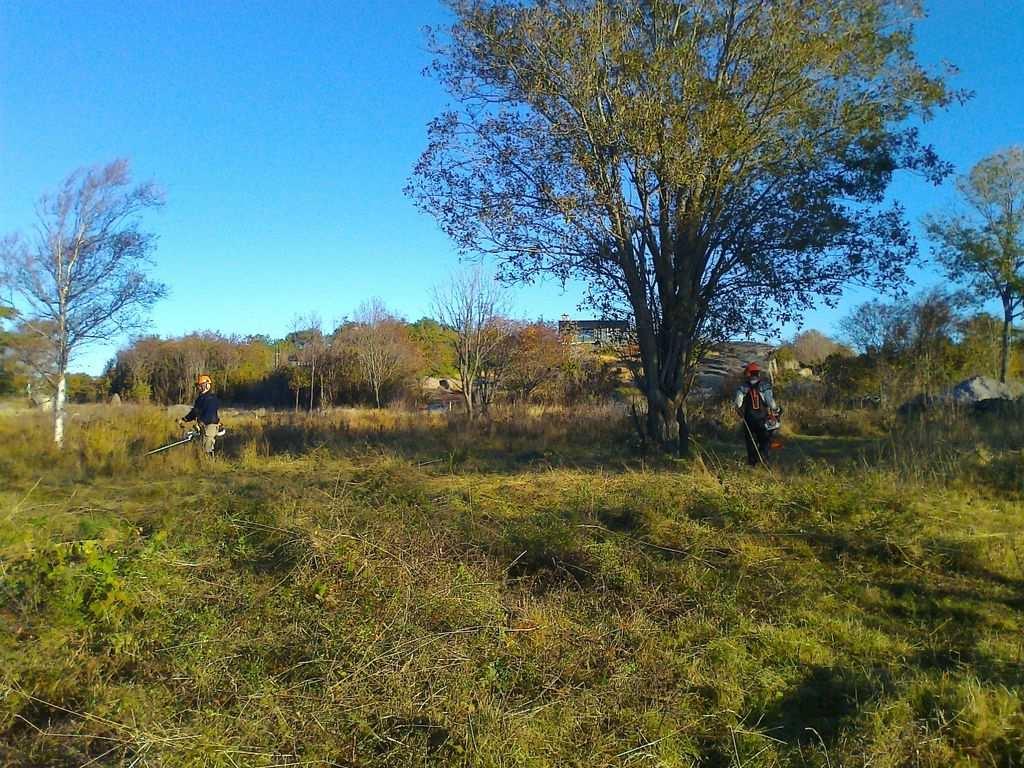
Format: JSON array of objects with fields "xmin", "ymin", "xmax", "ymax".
[{"xmin": 1, "ymin": 399, "xmax": 1022, "ymax": 766}]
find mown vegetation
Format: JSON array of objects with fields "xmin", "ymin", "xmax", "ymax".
[{"xmin": 2, "ymin": 404, "xmax": 1022, "ymax": 766}]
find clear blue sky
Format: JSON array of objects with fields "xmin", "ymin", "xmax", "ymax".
[{"xmin": 1, "ymin": 1, "xmax": 1022, "ymax": 375}]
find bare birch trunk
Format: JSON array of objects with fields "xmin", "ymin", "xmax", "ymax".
[
  {"xmin": 53, "ymin": 373, "xmax": 67, "ymax": 447},
  {"xmin": 309, "ymin": 358, "xmax": 316, "ymax": 413},
  {"xmin": 1001, "ymin": 299, "xmax": 1012, "ymax": 384}
]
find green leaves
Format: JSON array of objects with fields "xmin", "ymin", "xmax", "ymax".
[
  {"xmin": 925, "ymin": 147, "xmax": 1024, "ymax": 379},
  {"xmin": 413, "ymin": 0, "xmax": 955, "ymax": 447}
]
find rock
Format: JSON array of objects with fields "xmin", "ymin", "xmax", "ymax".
[
  {"xmin": 110, "ymin": 393, "xmax": 121, "ymax": 406},
  {"xmin": 689, "ymin": 341, "xmax": 779, "ymax": 400},
  {"xmin": 899, "ymin": 376, "xmax": 1024, "ymax": 415},
  {"xmin": 423, "ymin": 377, "xmax": 462, "ymax": 393},
  {"xmin": 694, "ymin": 372, "xmax": 727, "ymax": 391},
  {"xmin": 947, "ymin": 376, "xmax": 1023, "ymax": 404}
]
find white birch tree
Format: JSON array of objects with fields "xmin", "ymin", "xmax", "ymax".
[{"xmin": 1, "ymin": 159, "xmax": 165, "ymax": 445}]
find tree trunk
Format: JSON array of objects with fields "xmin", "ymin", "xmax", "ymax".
[
  {"xmin": 1000, "ymin": 300, "xmax": 1012, "ymax": 384},
  {"xmin": 294, "ymin": 388, "xmax": 299, "ymax": 412},
  {"xmin": 373, "ymin": 382, "xmax": 381, "ymax": 409},
  {"xmin": 676, "ymin": 402, "xmax": 690, "ymax": 458},
  {"xmin": 645, "ymin": 394, "xmax": 665, "ymax": 445},
  {"xmin": 462, "ymin": 379, "xmax": 474, "ymax": 419},
  {"xmin": 53, "ymin": 373, "xmax": 67, "ymax": 447},
  {"xmin": 309, "ymin": 359, "xmax": 316, "ymax": 413}
]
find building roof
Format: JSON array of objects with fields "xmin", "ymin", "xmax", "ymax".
[{"xmin": 558, "ymin": 319, "xmax": 629, "ymax": 331}]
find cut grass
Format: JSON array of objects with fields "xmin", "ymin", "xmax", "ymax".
[{"xmin": 1, "ymin": 405, "xmax": 1022, "ymax": 766}]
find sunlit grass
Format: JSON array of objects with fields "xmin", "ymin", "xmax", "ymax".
[{"xmin": 1, "ymin": 403, "xmax": 1022, "ymax": 766}]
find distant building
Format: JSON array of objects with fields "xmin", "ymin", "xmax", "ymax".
[{"xmin": 558, "ymin": 316, "xmax": 630, "ymax": 346}]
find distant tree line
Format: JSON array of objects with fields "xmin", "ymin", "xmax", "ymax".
[
  {"xmin": 6, "ymin": 307, "xmax": 620, "ymax": 411},
  {"xmin": 778, "ymin": 292, "xmax": 1023, "ymax": 408}
]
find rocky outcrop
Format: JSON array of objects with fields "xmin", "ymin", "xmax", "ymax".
[
  {"xmin": 691, "ymin": 342, "xmax": 777, "ymax": 398},
  {"xmin": 947, "ymin": 376, "xmax": 1024, "ymax": 404},
  {"xmin": 900, "ymin": 376, "xmax": 1024, "ymax": 414}
]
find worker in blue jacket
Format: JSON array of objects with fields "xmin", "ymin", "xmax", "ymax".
[{"xmin": 178, "ymin": 374, "xmax": 222, "ymax": 456}]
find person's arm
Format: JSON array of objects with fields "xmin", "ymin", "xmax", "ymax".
[
  {"xmin": 734, "ymin": 386, "xmax": 746, "ymax": 411},
  {"xmin": 180, "ymin": 403, "xmax": 197, "ymax": 424},
  {"xmin": 764, "ymin": 387, "xmax": 778, "ymax": 411}
]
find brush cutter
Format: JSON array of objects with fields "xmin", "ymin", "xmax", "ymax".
[
  {"xmin": 765, "ymin": 408, "xmax": 783, "ymax": 450},
  {"xmin": 145, "ymin": 430, "xmax": 198, "ymax": 456},
  {"xmin": 144, "ymin": 425, "xmax": 228, "ymax": 457}
]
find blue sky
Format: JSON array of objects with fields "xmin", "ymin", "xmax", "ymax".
[{"xmin": 1, "ymin": 0, "xmax": 1022, "ymax": 375}]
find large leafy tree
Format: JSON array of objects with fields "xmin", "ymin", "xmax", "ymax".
[
  {"xmin": 409, "ymin": 0, "xmax": 956, "ymax": 453},
  {"xmin": 925, "ymin": 147, "xmax": 1024, "ymax": 383}
]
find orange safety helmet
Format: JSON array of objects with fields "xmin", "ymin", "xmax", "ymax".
[
  {"xmin": 743, "ymin": 362, "xmax": 761, "ymax": 377},
  {"xmin": 196, "ymin": 374, "xmax": 213, "ymax": 387}
]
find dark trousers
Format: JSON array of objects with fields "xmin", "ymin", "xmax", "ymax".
[{"xmin": 742, "ymin": 418, "xmax": 771, "ymax": 466}]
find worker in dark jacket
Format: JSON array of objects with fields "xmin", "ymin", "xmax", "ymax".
[
  {"xmin": 178, "ymin": 374, "xmax": 222, "ymax": 456},
  {"xmin": 734, "ymin": 362, "xmax": 780, "ymax": 466}
]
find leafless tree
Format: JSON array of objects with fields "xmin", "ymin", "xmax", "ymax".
[
  {"xmin": 290, "ymin": 314, "xmax": 326, "ymax": 413},
  {"xmin": 432, "ymin": 268, "xmax": 512, "ymax": 418},
  {"xmin": 0, "ymin": 159, "xmax": 165, "ymax": 445},
  {"xmin": 474, "ymin": 317, "xmax": 519, "ymax": 412},
  {"xmin": 339, "ymin": 299, "xmax": 422, "ymax": 408}
]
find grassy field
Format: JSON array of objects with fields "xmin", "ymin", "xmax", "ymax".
[{"xmin": 1, "ymin": 404, "xmax": 1022, "ymax": 766}]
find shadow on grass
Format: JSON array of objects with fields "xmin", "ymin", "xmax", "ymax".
[
  {"xmin": 693, "ymin": 433, "xmax": 878, "ymax": 474},
  {"xmin": 762, "ymin": 665, "xmax": 893, "ymax": 746},
  {"xmin": 218, "ymin": 416, "xmax": 649, "ymax": 475}
]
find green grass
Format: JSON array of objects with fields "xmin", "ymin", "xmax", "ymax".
[{"xmin": 1, "ymin": 405, "xmax": 1022, "ymax": 766}]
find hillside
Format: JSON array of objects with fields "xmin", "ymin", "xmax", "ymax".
[{"xmin": 1, "ymin": 406, "xmax": 1022, "ymax": 766}]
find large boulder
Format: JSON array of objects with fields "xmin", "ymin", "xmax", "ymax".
[
  {"xmin": 899, "ymin": 376, "xmax": 1024, "ymax": 415},
  {"xmin": 946, "ymin": 376, "xmax": 1023, "ymax": 404},
  {"xmin": 690, "ymin": 341, "xmax": 777, "ymax": 399}
]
